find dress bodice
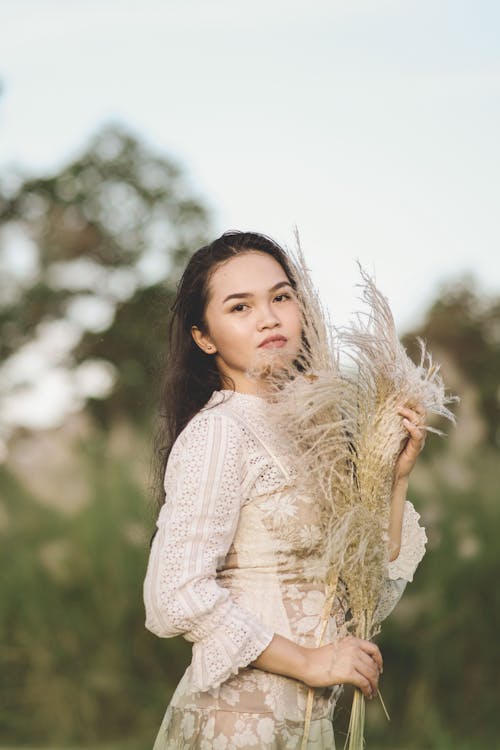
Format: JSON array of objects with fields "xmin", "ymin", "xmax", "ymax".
[{"xmin": 143, "ymin": 389, "xmax": 428, "ymax": 748}]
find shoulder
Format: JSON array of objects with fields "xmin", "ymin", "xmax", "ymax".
[
  {"xmin": 162, "ymin": 399, "xmax": 247, "ymax": 497},
  {"xmin": 172, "ymin": 395, "xmax": 245, "ymax": 459}
]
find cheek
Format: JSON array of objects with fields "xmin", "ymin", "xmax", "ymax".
[
  {"xmin": 285, "ymin": 303, "xmax": 303, "ymax": 337},
  {"xmin": 213, "ymin": 316, "xmax": 254, "ymax": 355}
]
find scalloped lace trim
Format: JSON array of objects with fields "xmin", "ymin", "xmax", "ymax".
[
  {"xmin": 189, "ymin": 622, "xmax": 274, "ymax": 693},
  {"xmin": 387, "ymin": 499, "xmax": 427, "ymax": 582}
]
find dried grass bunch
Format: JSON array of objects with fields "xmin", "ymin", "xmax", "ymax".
[{"xmin": 251, "ymin": 230, "xmax": 458, "ymax": 749}]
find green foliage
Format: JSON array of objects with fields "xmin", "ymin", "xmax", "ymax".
[
  {"xmin": 1, "ymin": 121, "xmax": 499, "ymax": 749},
  {"xmin": 332, "ymin": 278, "xmax": 500, "ymax": 748},
  {"xmin": 2, "ymin": 377, "xmax": 499, "ymax": 749},
  {"xmin": 0, "ymin": 121, "xmax": 213, "ymax": 427},
  {"xmin": 365, "ymin": 448, "xmax": 500, "ymax": 748},
  {"xmin": 0, "ymin": 435, "xmax": 191, "ymax": 746},
  {"xmin": 0, "ymin": 121, "xmax": 212, "ymax": 746},
  {"xmin": 74, "ymin": 282, "xmax": 176, "ymax": 429},
  {"xmin": 402, "ymin": 279, "xmax": 500, "ymax": 449}
]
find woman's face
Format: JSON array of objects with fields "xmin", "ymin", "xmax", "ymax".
[{"xmin": 191, "ymin": 251, "xmax": 303, "ymax": 394}]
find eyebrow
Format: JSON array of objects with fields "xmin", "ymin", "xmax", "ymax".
[{"xmin": 222, "ymin": 280, "xmax": 293, "ymax": 305}]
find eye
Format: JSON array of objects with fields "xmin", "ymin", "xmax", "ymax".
[
  {"xmin": 274, "ymin": 293, "xmax": 292, "ymax": 303},
  {"xmin": 230, "ymin": 302, "xmax": 249, "ymax": 312}
]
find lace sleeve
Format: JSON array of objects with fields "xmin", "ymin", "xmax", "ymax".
[
  {"xmin": 387, "ymin": 499, "xmax": 427, "ymax": 582},
  {"xmin": 374, "ymin": 499, "xmax": 428, "ymax": 623},
  {"xmin": 143, "ymin": 410, "xmax": 274, "ymax": 692}
]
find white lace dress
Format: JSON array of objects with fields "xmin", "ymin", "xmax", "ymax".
[{"xmin": 143, "ymin": 389, "xmax": 427, "ymax": 749}]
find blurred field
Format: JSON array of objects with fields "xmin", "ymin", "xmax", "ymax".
[{"xmin": 1, "ymin": 124, "xmax": 499, "ymax": 749}]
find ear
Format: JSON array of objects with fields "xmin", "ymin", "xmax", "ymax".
[{"xmin": 191, "ymin": 325, "xmax": 217, "ymax": 355}]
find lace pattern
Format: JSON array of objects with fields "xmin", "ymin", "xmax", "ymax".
[
  {"xmin": 143, "ymin": 408, "xmax": 275, "ymax": 691},
  {"xmin": 144, "ymin": 389, "xmax": 427, "ymax": 748},
  {"xmin": 387, "ymin": 500, "xmax": 428, "ymax": 582}
]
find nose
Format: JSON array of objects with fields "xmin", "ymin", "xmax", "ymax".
[{"xmin": 256, "ymin": 303, "xmax": 280, "ymax": 331}]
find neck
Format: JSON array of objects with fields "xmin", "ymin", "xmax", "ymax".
[{"xmin": 221, "ymin": 380, "xmax": 272, "ymax": 397}]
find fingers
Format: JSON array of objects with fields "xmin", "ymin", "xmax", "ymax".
[
  {"xmin": 352, "ymin": 668, "xmax": 378, "ymax": 699},
  {"xmin": 398, "ymin": 404, "xmax": 427, "ymax": 449},
  {"xmin": 402, "ymin": 418, "xmax": 425, "ymax": 444},
  {"xmin": 341, "ymin": 634, "xmax": 383, "ymax": 671},
  {"xmin": 339, "ymin": 636, "xmax": 383, "ymax": 698},
  {"xmin": 398, "ymin": 404, "xmax": 427, "ymax": 430},
  {"xmin": 355, "ymin": 654, "xmax": 380, "ymax": 696},
  {"xmin": 356, "ymin": 650, "xmax": 381, "ymax": 678},
  {"xmin": 358, "ymin": 638, "xmax": 383, "ymax": 672}
]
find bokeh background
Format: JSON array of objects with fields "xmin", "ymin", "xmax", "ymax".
[{"xmin": 1, "ymin": 2, "xmax": 499, "ymax": 749}]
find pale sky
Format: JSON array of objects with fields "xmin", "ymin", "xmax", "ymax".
[{"xmin": 0, "ymin": 0, "xmax": 499, "ymax": 436}]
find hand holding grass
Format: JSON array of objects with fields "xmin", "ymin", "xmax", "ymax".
[
  {"xmin": 302, "ymin": 635, "xmax": 383, "ymax": 700},
  {"xmin": 394, "ymin": 403, "xmax": 428, "ymax": 482},
  {"xmin": 252, "ymin": 633, "xmax": 383, "ymax": 700},
  {"xmin": 261, "ymin": 240, "xmax": 457, "ymax": 749}
]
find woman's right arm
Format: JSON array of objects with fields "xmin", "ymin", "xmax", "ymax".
[
  {"xmin": 143, "ymin": 411, "xmax": 274, "ymax": 692},
  {"xmin": 144, "ymin": 409, "xmax": 381, "ymax": 698},
  {"xmin": 251, "ymin": 633, "xmax": 382, "ymax": 700}
]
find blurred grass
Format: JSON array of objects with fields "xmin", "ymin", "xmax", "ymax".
[
  {"xmin": 1, "ymin": 115, "xmax": 498, "ymax": 750},
  {"xmin": 1, "ymin": 430, "xmax": 499, "ymax": 748},
  {"xmin": 0, "ymin": 740, "xmax": 490, "ymax": 750},
  {"xmin": 0, "ymin": 429, "xmax": 191, "ymax": 747}
]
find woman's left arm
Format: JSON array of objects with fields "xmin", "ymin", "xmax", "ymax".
[
  {"xmin": 387, "ymin": 403, "xmax": 427, "ymax": 560},
  {"xmin": 375, "ymin": 404, "xmax": 428, "ymax": 623}
]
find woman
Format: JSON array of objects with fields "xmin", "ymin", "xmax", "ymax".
[{"xmin": 143, "ymin": 230, "xmax": 427, "ymax": 749}]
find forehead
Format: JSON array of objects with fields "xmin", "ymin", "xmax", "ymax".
[{"xmin": 208, "ymin": 251, "xmax": 288, "ymax": 299}]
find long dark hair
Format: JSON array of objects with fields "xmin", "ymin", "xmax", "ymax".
[{"xmin": 149, "ymin": 230, "xmax": 300, "ymax": 514}]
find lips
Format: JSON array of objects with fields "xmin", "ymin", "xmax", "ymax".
[{"xmin": 258, "ymin": 335, "xmax": 288, "ymax": 348}]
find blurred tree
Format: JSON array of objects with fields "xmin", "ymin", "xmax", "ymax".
[
  {"xmin": 2, "ymin": 119, "xmax": 499, "ymax": 747},
  {"xmin": 0, "ymin": 444, "xmax": 192, "ymax": 747},
  {"xmin": 401, "ymin": 278, "xmax": 500, "ymax": 449},
  {"xmin": 358, "ymin": 280, "xmax": 500, "ymax": 748},
  {"xmin": 0, "ymin": 121, "xmax": 212, "ymax": 430},
  {"xmin": 0, "ymin": 121, "xmax": 214, "ymax": 745}
]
